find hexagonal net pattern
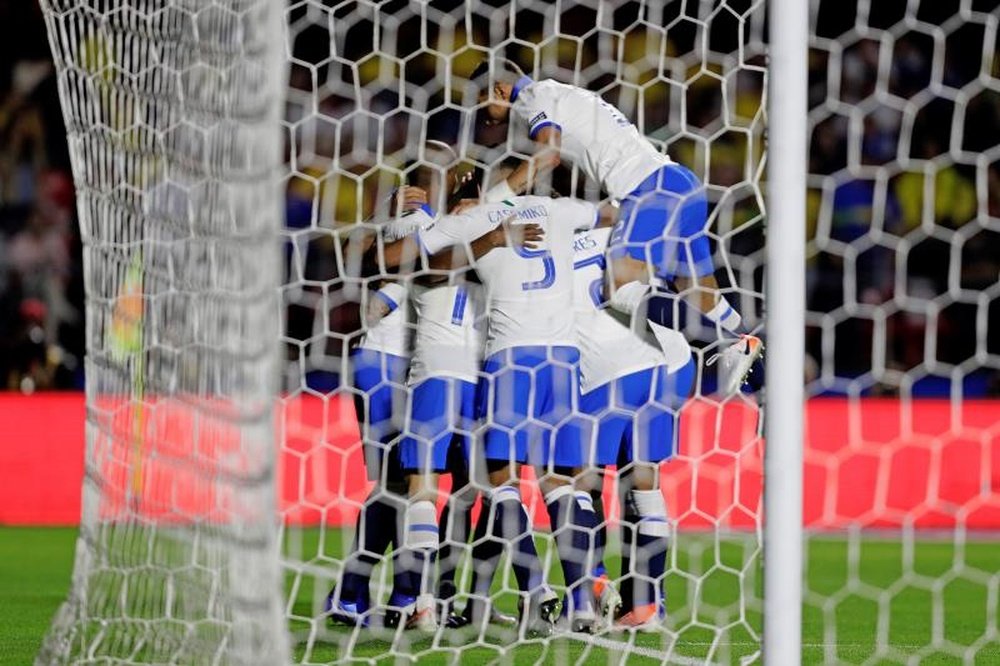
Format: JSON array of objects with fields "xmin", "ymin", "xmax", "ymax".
[
  {"xmin": 799, "ymin": 1, "xmax": 1000, "ymax": 663},
  {"xmin": 279, "ymin": 1, "xmax": 767, "ymax": 664},
  {"xmin": 36, "ymin": 0, "xmax": 1000, "ymax": 664},
  {"xmin": 37, "ymin": 0, "xmax": 289, "ymax": 664}
]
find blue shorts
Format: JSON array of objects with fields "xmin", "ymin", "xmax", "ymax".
[
  {"xmin": 477, "ymin": 345, "xmax": 584, "ymax": 469},
  {"xmin": 399, "ymin": 377, "xmax": 477, "ymax": 473},
  {"xmin": 351, "ymin": 348, "xmax": 409, "ymax": 481},
  {"xmin": 579, "ymin": 358, "xmax": 695, "ymax": 466},
  {"xmin": 609, "ymin": 163, "xmax": 712, "ymax": 281}
]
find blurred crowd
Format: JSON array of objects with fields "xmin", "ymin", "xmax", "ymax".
[
  {"xmin": 0, "ymin": 4, "xmax": 83, "ymax": 391},
  {"xmin": 2, "ymin": 0, "xmax": 998, "ymax": 395}
]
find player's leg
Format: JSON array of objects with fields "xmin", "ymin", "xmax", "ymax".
[
  {"xmin": 536, "ymin": 345, "xmax": 602, "ymax": 632},
  {"xmin": 579, "ymin": 382, "xmax": 627, "ymax": 622},
  {"xmin": 476, "ymin": 348, "xmax": 556, "ymax": 635},
  {"xmin": 606, "ymin": 164, "xmax": 710, "ymax": 325},
  {"xmin": 617, "ymin": 359, "xmax": 695, "ymax": 630},
  {"xmin": 436, "ymin": 435, "xmax": 475, "ymax": 612},
  {"xmin": 329, "ymin": 348, "xmax": 409, "ymax": 625},
  {"xmin": 399, "ymin": 376, "xmax": 470, "ymax": 630}
]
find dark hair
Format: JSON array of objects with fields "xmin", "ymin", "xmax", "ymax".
[
  {"xmin": 469, "ymin": 58, "xmax": 525, "ymax": 87},
  {"xmin": 403, "ymin": 141, "xmax": 456, "ymax": 187}
]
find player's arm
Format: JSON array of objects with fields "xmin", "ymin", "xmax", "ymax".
[
  {"xmin": 594, "ymin": 203, "xmax": 618, "ymax": 228},
  {"xmin": 364, "ymin": 281, "xmax": 406, "ymax": 328},
  {"xmin": 426, "ymin": 217, "xmax": 544, "ymax": 271},
  {"xmin": 352, "ymin": 186, "xmax": 429, "ymax": 277},
  {"xmin": 483, "ymin": 125, "xmax": 562, "ymax": 201}
]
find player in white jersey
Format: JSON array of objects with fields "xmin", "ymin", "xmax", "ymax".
[
  {"xmin": 325, "ymin": 186, "xmax": 424, "ymax": 628},
  {"xmin": 375, "ymin": 143, "xmax": 486, "ymax": 631},
  {"xmin": 469, "ymin": 59, "xmax": 763, "ymax": 390},
  {"xmin": 410, "ymin": 195, "xmax": 616, "ymax": 635},
  {"xmin": 573, "ymin": 226, "xmax": 696, "ymax": 630}
]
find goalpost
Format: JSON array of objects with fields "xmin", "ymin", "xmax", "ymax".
[
  {"xmin": 763, "ymin": 0, "xmax": 806, "ymax": 662},
  {"xmin": 36, "ymin": 0, "xmax": 1000, "ymax": 664}
]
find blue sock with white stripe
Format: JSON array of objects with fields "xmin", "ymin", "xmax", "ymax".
[
  {"xmin": 492, "ymin": 485, "xmax": 543, "ymax": 595},
  {"xmin": 630, "ymin": 489, "xmax": 670, "ymax": 609},
  {"xmin": 545, "ymin": 486, "xmax": 595, "ymax": 615},
  {"xmin": 402, "ymin": 500, "xmax": 439, "ymax": 597}
]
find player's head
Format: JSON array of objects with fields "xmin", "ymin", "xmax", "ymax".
[
  {"xmin": 406, "ymin": 140, "xmax": 460, "ymax": 212},
  {"xmin": 470, "ymin": 58, "xmax": 525, "ymax": 124}
]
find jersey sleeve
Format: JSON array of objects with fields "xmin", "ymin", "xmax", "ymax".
[
  {"xmin": 416, "ymin": 213, "xmax": 473, "ymax": 255},
  {"xmin": 516, "ymin": 85, "xmax": 562, "ymax": 140},
  {"xmin": 375, "ymin": 282, "xmax": 407, "ymax": 312}
]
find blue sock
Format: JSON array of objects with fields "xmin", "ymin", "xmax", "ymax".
[
  {"xmin": 589, "ymin": 488, "xmax": 608, "ymax": 578},
  {"xmin": 493, "ymin": 486, "xmax": 542, "ymax": 595},
  {"xmin": 438, "ymin": 493, "xmax": 474, "ymax": 600},
  {"xmin": 465, "ymin": 498, "xmax": 500, "ymax": 623},
  {"xmin": 341, "ymin": 491, "xmax": 398, "ymax": 607},
  {"xmin": 545, "ymin": 487, "xmax": 593, "ymax": 615},
  {"xmin": 630, "ymin": 489, "xmax": 670, "ymax": 609}
]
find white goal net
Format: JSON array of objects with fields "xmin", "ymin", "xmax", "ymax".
[{"xmin": 37, "ymin": 0, "xmax": 1000, "ymax": 664}]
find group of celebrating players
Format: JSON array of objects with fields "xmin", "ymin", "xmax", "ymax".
[{"xmin": 324, "ymin": 59, "xmax": 764, "ymax": 638}]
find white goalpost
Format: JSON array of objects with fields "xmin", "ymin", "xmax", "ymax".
[
  {"xmin": 35, "ymin": 0, "xmax": 1000, "ymax": 664},
  {"xmin": 763, "ymin": 0, "xmax": 807, "ymax": 663}
]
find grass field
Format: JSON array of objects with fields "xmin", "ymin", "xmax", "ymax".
[{"xmin": 4, "ymin": 527, "xmax": 999, "ymax": 665}]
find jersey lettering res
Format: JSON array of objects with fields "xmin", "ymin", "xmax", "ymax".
[{"xmin": 488, "ymin": 204, "xmax": 555, "ymax": 292}]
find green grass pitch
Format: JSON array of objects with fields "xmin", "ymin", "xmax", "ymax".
[{"xmin": 3, "ymin": 527, "xmax": 998, "ymax": 664}]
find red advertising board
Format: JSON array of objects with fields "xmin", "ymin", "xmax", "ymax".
[{"xmin": 1, "ymin": 393, "xmax": 998, "ymax": 529}]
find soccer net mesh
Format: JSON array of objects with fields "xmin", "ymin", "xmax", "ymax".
[{"xmin": 37, "ymin": 0, "xmax": 1000, "ymax": 664}]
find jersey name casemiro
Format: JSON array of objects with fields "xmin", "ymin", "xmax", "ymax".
[
  {"xmin": 572, "ymin": 227, "xmax": 692, "ymax": 392},
  {"xmin": 418, "ymin": 195, "xmax": 598, "ymax": 356},
  {"xmin": 511, "ymin": 78, "xmax": 672, "ymax": 200}
]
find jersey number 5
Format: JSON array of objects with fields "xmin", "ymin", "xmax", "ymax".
[{"xmin": 515, "ymin": 245, "xmax": 556, "ymax": 291}]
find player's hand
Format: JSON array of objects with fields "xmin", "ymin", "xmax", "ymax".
[
  {"xmin": 394, "ymin": 186, "xmax": 428, "ymax": 214},
  {"xmin": 491, "ymin": 219, "xmax": 544, "ymax": 250}
]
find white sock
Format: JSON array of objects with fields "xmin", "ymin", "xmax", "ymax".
[{"xmin": 631, "ymin": 489, "xmax": 669, "ymax": 538}]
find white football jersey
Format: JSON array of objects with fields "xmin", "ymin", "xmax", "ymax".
[
  {"xmin": 419, "ymin": 196, "xmax": 598, "ymax": 356},
  {"xmin": 408, "ymin": 280, "xmax": 483, "ymax": 385},
  {"xmin": 572, "ymin": 227, "xmax": 692, "ymax": 393},
  {"xmin": 360, "ymin": 206, "xmax": 482, "ymax": 382},
  {"xmin": 358, "ymin": 283, "xmax": 410, "ymax": 358},
  {"xmin": 356, "ymin": 206, "xmax": 432, "ymax": 358},
  {"xmin": 511, "ymin": 78, "xmax": 671, "ymax": 200}
]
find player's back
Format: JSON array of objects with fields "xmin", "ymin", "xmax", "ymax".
[
  {"xmin": 408, "ymin": 280, "xmax": 482, "ymax": 384},
  {"xmin": 513, "ymin": 79, "xmax": 670, "ymax": 200},
  {"xmin": 572, "ymin": 227, "xmax": 690, "ymax": 392},
  {"xmin": 419, "ymin": 195, "xmax": 597, "ymax": 355},
  {"xmin": 474, "ymin": 195, "xmax": 601, "ymax": 354}
]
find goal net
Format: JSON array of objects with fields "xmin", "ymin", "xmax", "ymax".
[
  {"xmin": 37, "ymin": 0, "xmax": 289, "ymax": 663},
  {"xmin": 37, "ymin": 0, "xmax": 1000, "ymax": 665}
]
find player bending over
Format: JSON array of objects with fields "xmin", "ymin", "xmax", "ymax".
[
  {"xmin": 573, "ymin": 225, "xmax": 695, "ymax": 631},
  {"xmin": 469, "ymin": 59, "xmax": 763, "ymax": 388}
]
